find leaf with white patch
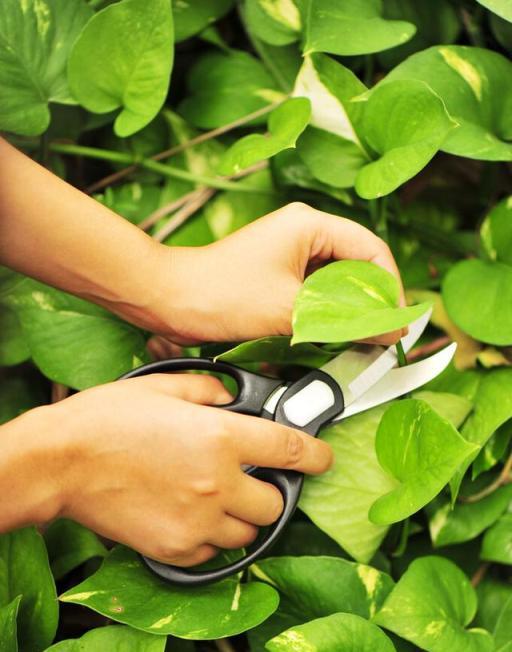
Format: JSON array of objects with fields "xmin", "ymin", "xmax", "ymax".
[
  {"xmin": 245, "ymin": 0, "xmax": 301, "ymax": 46},
  {"xmin": 60, "ymin": 546, "xmax": 279, "ymax": 639},
  {"xmin": 374, "ymin": 556, "xmax": 494, "ymax": 652}
]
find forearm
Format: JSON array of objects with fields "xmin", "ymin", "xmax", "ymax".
[
  {"xmin": 0, "ymin": 405, "xmax": 66, "ymax": 532},
  {"xmin": 0, "ymin": 138, "xmax": 170, "ymax": 331}
]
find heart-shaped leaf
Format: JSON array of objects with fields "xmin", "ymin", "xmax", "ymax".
[
  {"xmin": 476, "ymin": 0, "xmax": 512, "ymax": 22},
  {"xmin": 374, "ymin": 556, "xmax": 494, "ymax": 652},
  {"xmin": 174, "ymin": 0, "xmax": 234, "ymax": 42},
  {"xmin": 266, "ymin": 613, "xmax": 396, "ymax": 652},
  {"xmin": 45, "ymin": 625, "xmax": 165, "ymax": 652},
  {"xmin": 302, "ymin": 0, "xmax": 416, "ymax": 56},
  {"xmin": 355, "ymin": 79, "xmax": 456, "ymax": 198},
  {"xmin": 218, "ymin": 98, "xmax": 311, "ymax": 174},
  {"xmin": 179, "ymin": 50, "xmax": 281, "ymax": 129},
  {"xmin": 384, "ymin": 45, "xmax": 512, "ymax": 160},
  {"xmin": 443, "ymin": 259, "xmax": 512, "ymax": 345},
  {"xmin": 60, "ymin": 546, "xmax": 279, "ymax": 639},
  {"xmin": 245, "ymin": 0, "xmax": 301, "ymax": 46},
  {"xmin": 481, "ymin": 514, "xmax": 512, "ymax": 565},
  {"xmin": 0, "ymin": 0, "xmax": 92, "ymax": 136},
  {"xmin": 44, "ymin": 519, "xmax": 107, "ymax": 581},
  {"xmin": 3, "ymin": 278, "xmax": 148, "ymax": 390},
  {"xmin": 68, "ymin": 0, "xmax": 174, "ymax": 137},
  {"xmin": 480, "ymin": 196, "xmax": 512, "ymax": 266},
  {"xmin": 427, "ymin": 485, "xmax": 512, "ymax": 548},
  {"xmin": 292, "ymin": 260, "xmax": 431, "ymax": 344},
  {"xmin": 0, "ymin": 528, "xmax": 58, "ymax": 652},
  {"xmin": 369, "ymin": 399, "xmax": 476, "ymax": 525},
  {"xmin": 0, "ymin": 598, "xmax": 21, "ymax": 652}
]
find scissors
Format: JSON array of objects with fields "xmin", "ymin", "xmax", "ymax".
[{"xmin": 120, "ymin": 309, "xmax": 456, "ymax": 586}]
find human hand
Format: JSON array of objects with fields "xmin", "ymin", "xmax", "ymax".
[
  {"xmin": 24, "ymin": 374, "xmax": 332, "ymax": 566},
  {"xmin": 154, "ymin": 203, "xmax": 405, "ymax": 346}
]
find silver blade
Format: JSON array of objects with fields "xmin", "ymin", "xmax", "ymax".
[
  {"xmin": 336, "ymin": 342, "xmax": 457, "ymax": 420},
  {"xmin": 320, "ymin": 308, "xmax": 432, "ymax": 406}
]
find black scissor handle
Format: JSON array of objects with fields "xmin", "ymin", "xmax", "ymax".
[{"xmin": 119, "ymin": 357, "xmax": 344, "ymax": 586}]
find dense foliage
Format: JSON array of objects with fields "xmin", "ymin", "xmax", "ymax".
[{"xmin": 1, "ymin": 0, "xmax": 512, "ymax": 650}]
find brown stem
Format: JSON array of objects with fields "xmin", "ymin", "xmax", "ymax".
[
  {"xmin": 460, "ymin": 452, "xmax": 512, "ymax": 504},
  {"xmin": 85, "ymin": 101, "xmax": 284, "ymax": 194},
  {"xmin": 215, "ymin": 640, "xmax": 236, "ymax": 652},
  {"xmin": 407, "ymin": 335, "xmax": 451, "ymax": 362},
  {"xmin": 51, "ymin": 383, "xmax": 70, "ymax": 403},
  {"xmin": 152, "ymin": 188, "xmax": 215, "ymax": 243},
  {"xmin": 471, "ymin": 562, "xmax": 490, "ymax": 588},
  {"xmin": 138, "ymin": 189, "xmax": 201, "ymax": 231}
]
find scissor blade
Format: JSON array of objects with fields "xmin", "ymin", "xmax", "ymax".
[
  {"xmin": 335, "ymin": 342, "xmax": 457, "ymax": 420},
  {"xmin": 319, "ymin": 307, "xmax": 432, "ymax": 406}
]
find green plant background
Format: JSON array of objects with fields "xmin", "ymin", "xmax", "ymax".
[{"xmin": 1, "ymin": 0, "xmax": 512, "ymax": 650}]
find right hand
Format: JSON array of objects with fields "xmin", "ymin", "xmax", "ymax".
[{"xmin": 39, "ymin": 374, "xmax": 333, "ymax": 567}]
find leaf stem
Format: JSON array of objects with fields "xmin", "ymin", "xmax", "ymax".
[
  {"xmin": 215, "ymin": 639, "xmax": 236, "ymax": 652},
  {"xmin": 407, "ymin": 336, "xmax": 451, "ymax": 362},
  {"xmin": 460, "ymin": 452, "xmax": 512, "ymax": 503},
  {"xmin": 49, "ymin": 143, "xmax": 266, "ymax": 193},
  {"xmin": 396, "ymin": 341, "xmax": 408, "ymax": 368},
  {"xmin": 471, "ymin": 562, "xmax": 490, "ymax": 588},
  {"xmin": 84, "ymin": 101, "xmax": 283, "ymax": 194}
]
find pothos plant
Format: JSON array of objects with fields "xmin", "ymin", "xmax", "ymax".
[{"xmin": 1, "ymin": 0, "xmax": 512, "ymax": 650}]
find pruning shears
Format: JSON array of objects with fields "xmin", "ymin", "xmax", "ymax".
[{"xmin": 120, "ymin": 309, "xmax": 456, "ymax": 587}]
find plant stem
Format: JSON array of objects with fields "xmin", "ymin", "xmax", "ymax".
[
  {"xmin": 396, "ymin": 341, "xmax": 408, "ymax": 367},
  {"xmin": 85, "ymin": 101, "xmax": 283, "ymax": 194},
  {"xmin": 153, "ymin": 188, "xmax": 216, "ymax": 242},
  {"xmin": 471, "ymin": 562, "xmax": 490, "ymax": 588},
  {"xmin": 215, "ymin": 639, "xmax": 236, "ymax": 652},
  {"xmin": 460, "ymin": 452, "xmax": 512, "ymax": 503},
  {"xmin": 407, "ymin": 336, "xmax": 451, "ymax": 362},
  {"xmin": 50, "ymin": 143, "xmax": 264, "ymax": 193}
]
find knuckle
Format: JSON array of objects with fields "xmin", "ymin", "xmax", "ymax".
[
  {"xmin": 284, "ymin": 429, "xmax": 304, "ymax": 467},
  {"xmin": 266, "ymin": 487, "xmax": 285, "ymax": 523},
  {"xmin": 283, "ymin": 201, "xmax": 313, "ymax": 222},
  {"xmin": 191, "ymin": 474, "xmax": 220, "ymax": 497}
]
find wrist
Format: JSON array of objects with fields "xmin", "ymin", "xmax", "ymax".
[{"xmin": 0, "ymin": 404, "xmax": 71, "ymax": 531}]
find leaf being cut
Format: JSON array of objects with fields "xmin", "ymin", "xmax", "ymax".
[
  {"xmin": 0, "ymin": 0, "xmax": 93, "ymax": 136},
  {"xmin": 481, "ymin": 514, "xmax": 512, "ymax": 565},
  {"xmin": 374, "ymin": 556, "xmax": 494, "ymax": 652},
  {"xmin": 60, "ymin": 546, "xmax": 279, "ymax": 639},
  {"xmin": 68, "ymin": 0, "xmax": 174, "ymax": 137},
  {"xmin": 443, "ymin": 259, "xmax": 512, "ymax": 346},
  {"xmin": 179, "ymin": 50, "xmax": 281, "ymax": 129},
  {"xmin": 266, "ymin": 613, "xmax": 396, "ymax": 652},
  {"xmin": 369, "ymin": 399, "xmax": 477, "ymax": 525},
  {"xmin": 0, "ymin": 598, "xmax": 20, "ymax": 652},
  {"xmin": 480, "ymin": 196, "xmax": 512, "ymax": 266},
  {"xmin": 0, "ymin": 528, "xmax": 58, "ymax": 652},
  {"xmin": 384, "ymin": 45, "xmax": 512, "ymax": 161},
  {"xmin": 302, "ymin": 0, "xmax": 416, "ymax": 56},
  {"xmin": 292, "ymin": 260, "xmax": 431, "ymax": 344},
  {"xmin": 218, "ymin": 98, "xmax": 311, "ymax": 174},
  {"xmin": 45, "ymin": 625, "xmax": 165, "ymax": 652}
]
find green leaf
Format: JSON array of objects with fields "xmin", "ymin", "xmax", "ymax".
[
  {"xmin": 481, "ymin": 513, "xmax": 512, "ymax": 564},
  {"xmin": 374, "ymin": 556, "xmax": 494, "ymax": 652},
  {"xmin": 68, "ymin": 0, "xmax": 174, "ymax": 137},
  {"xmin": 297, "ymin": 126, "xmax": 368, "ymax": 189},
  {"xmin": 443, "ymin": 259, "xmax": 512, "ymax": 345},
  {"xmin": 302, "ymin": 0, "xmax": 416, "ymax": 56},
  {"xmin": 266, "ymin": 613, "xmax": 396, "ymax": 652},
  {"xmin": 354, "ymin": 80, "xmax": 456, "ymax": 199},
  {"xmin": 300, "ymin": 404, "xmax": 396, "ymax": 563},
  {"xmin": 369, "ymin": 400, "xmax": 477, "ymax": 525},
  {"xmin": 0, "ymin": 527, "xmax": 58, "ymax": 652},
  {"xmin": 179, "ymin": 50, "xmax": 281, "ymax": 129},
  {"xmin": 217, "ymin": 336, "xmax": 334, "ymax": 368},
  {"xmin": 473, "ymin": 420, "xmax": 512, "ymax": 478},
  {"xmin": 0, "ymin": 0, "xmax": 92, "ymax": 136},
  {"xmin": 245, "ymin": 0, "xmax": 301, "ymax": 46},
  {"xmin": 0, "ymin": 597, "xmax": 21, "ymax": 652},
  {"xmin": 291, "ymin": 260, "xmax": 431, "ymax": 344},
  {"xmin": 475, "ymin": 0, "xmax": 512, "ymax": 22},
  {"xmin": 384, "ymin": 45, "xmax": 512, "ymax": 161},
  {"xmin": 174, "ymin": 0, "xmax": 234, "ymax": 42},
  {"xmin": 412, "ymin": 390, "xmax": 473, "ymax": 430},
  {"xmin": 218, "ymin": 98, "xmax": 310, "ymax": 174},
  {"xmin": 44, "ymin": 519, "xmax": 107, "ymax": 581},
  {"xmin": 495, "ymin": 596, "xmax": 512, "ymax": 651},
  {"xmin": 378, "ymin": 0, "xmax": 460, "ymax": 69},
  {"xmin": 249, "ymin": 554, "xmax": 393, "ymax": 651},
  {"xmin": 60, "ymin": 546, "xmax": 279, "ymax": 639},
  {"xmin": 427, "ymin": 485, "xmax": 512, "ymax": 548},
  {"xmin": 475, "ymin": 578, "xmax": 512, "ymax": 632},
  {"xmin": 0, "ymin": 308, "xmax": 29, "ymax": 367},
  {"xmin": 480, "ymin": 196, "xmax": 512, "ymax": 266},
  {"xmin": 45, "ymin": 625, "xmax": 165, "ymax": 652},
  {"xmin": 0, "ymin": 375, "xmax": 46, "ymax": 425},
  {"xmin": 451, "ymin": 368, "xmax": 512, "ymax": 498},
  {"xmin": 4, "ymin": 278, "xmax": 148, "ymax": 390}
]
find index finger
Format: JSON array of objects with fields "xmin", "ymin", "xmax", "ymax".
[{"xmin": 222, "ymin": 410, "xmax": 334, "ymax": 475}]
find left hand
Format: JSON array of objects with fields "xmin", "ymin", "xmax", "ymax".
[{"xmin": 150, "ymin": 202, "xmax": 405, "ymax": 346}]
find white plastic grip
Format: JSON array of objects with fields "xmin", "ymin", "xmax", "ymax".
[{"xmin": 282, "ymin": 379, "xmax": 336, "ymax": 427}]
